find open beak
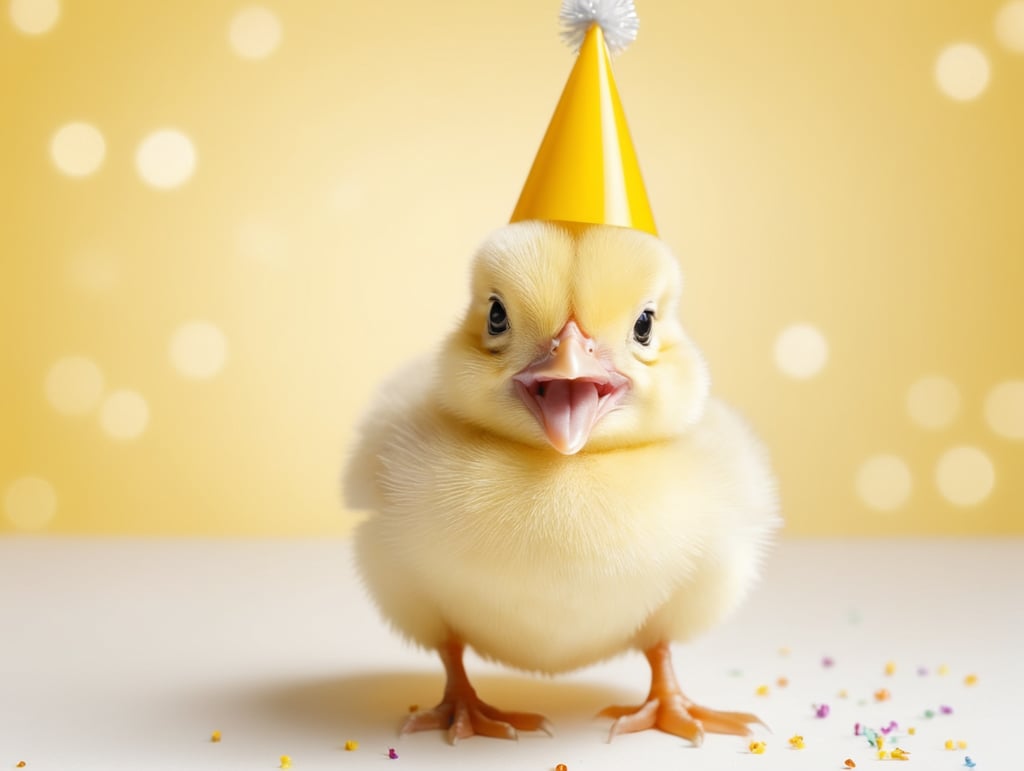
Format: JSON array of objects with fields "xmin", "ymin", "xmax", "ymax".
[{"xmin": 513, "ymin": 321, "xmax": 630, "ymax": 455}]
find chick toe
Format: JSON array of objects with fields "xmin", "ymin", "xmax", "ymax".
[
  {"xmin": 601, "ymin": 642, "xmax": 763, "ymax": 745},
  {"xmin": 403, "ymin": 639, "xmax": 552, "ymax": 744}
]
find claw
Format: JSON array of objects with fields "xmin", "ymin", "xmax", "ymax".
[
  {"xmin": 405, "ymin": 639, "xmax": 553, "ymax": 744},
  {"xmin": 599, "ymin": 643, "xmax": 767, "ymax": 745}
]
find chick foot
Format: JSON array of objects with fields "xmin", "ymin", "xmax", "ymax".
[
  {"xmin": 402, "ymin": 639, "xmax": 553, "ymax": 744},
  {"xmin": 600, "ymin": 642, "xmax": 764, "ymax": 744}
]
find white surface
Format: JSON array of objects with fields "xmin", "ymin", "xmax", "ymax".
[{"xmin": 1, "ymin": 537, "xmax": 1020, "ymax": 770}]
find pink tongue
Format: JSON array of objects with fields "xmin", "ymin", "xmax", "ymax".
[{"xmin": 537, "ymin": 380, "xmax": 600, "ymax": 455}]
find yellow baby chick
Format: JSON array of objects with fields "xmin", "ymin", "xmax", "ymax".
[{"xmin": 344, "ymin": 222, "xmax": 780, "ymax": 745}]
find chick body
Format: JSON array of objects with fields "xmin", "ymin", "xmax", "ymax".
[{"xmin": 345, "ymin": 222, "xmax": 779, "ymax": 738}]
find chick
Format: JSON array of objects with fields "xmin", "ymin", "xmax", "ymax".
[{"xmin": 344, "ymin": 221, "xmax": 780, "ymax": 744}]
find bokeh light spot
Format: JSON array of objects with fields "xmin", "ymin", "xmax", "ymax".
[
  {"xmin": 50, "ymin": 122, "xmax": 106, "ymax": 177},
  {"xmin": 935, "ymin": 43, "xmax": 990, "ymax": 101},
  {"xmin": 9, "ymin": 0, "xmax": 59, "ymax": 35},
  {"xmin": 228, "ymin": 6, "xmax": 282, "ymax": 59},
  {"xmin": 4, "ymin": 476, "xmax": 57, "ymax": 530},
  {"xmin": 169, "ymin": 321, "xmax": 228, "ymax": 379},
  {"xmin": 984, "ymin": 380, "xmax": 1024, "ymax": 440},
  {"xmin": 935, "ymin": 446, "xmax": 994, "ymax": 507},
  {"xmin": 773, "ymin": 323, "xmax": 829, "ymax": 379},
  {"xmin": 906, "ymin": 375, "xmax": 960, "ymax": 430},
  {"xmin": 856, "ymin": 454, "xmax": 913, "ymax": 511},
  {"xmin": 996, "ymin": 1, "xmax": 1024, "ymax": 52},
  {"xmin": 45, "ymin": 355, "xmax": 105, "ymax": 415},
  {"xmin": 99, "ymin": 389, "xmax": 150, "ymax": 440},
  {"xmin": 136, "ymin": 129, "xmax": 197, "ymax": 189}
]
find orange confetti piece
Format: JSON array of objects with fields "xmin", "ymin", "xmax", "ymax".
[
  {"xmin": 874, "ymin": 688, "xmax": 891, "ymax": 702},
  {"xmin": 844, "ymin": 759, "xmax": 857, "ymax": 768}
]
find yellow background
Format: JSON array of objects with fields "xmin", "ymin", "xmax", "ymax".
[{"xmin": 2, "ymin": 0, "xmax": 1023, "ymax": 536}]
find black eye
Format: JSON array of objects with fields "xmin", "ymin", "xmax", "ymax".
[
  {"xmin": 488, "ymin": 298, "xmax": 510, "ymax": 336},
  {"xmin": 633, "ymin": 309, "xmax": 654, "ymax": 345}
]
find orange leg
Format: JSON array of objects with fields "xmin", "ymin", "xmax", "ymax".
[
  {"xmin": 402, "ymin": 639, "xmax": 553, "ymax": 744},
  {"xmin": 600, "ymin": 642, "xmax": 765, "ymax": 745}
]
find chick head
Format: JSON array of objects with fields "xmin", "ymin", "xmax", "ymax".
[{"xmin": 437, "ymin": 221, "xmax": 710, "ymax": 454}]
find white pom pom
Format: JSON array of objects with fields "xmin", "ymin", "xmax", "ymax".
[{"xmin": 559, "ymin": 0, "xmax": 639, "ymax": 55}]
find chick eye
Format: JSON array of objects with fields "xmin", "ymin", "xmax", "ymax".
[
  {"xmin": 487, "ymin": 298, "xmax": 510, "ymax": 336},
  {"xmin": 633, "ymin": 309, "xmax": 654, "ymax": 345}
]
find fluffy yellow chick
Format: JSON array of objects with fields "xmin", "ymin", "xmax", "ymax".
[{"xmin": 344, "ymin": 221, "xmax": 780, "ymax": 744}]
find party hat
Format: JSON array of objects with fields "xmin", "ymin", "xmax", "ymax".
[{"xmin": 510, "ymin": 0, "xmax": 656, "ymax": 235}]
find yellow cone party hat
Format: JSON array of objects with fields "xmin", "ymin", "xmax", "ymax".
[{"xmin": 511, "ymin": 0, "xmax": 656, "ymax": 235}]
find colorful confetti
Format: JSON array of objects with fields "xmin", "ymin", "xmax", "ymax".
[
  {"xmin": 344, "ymin": 740, "xmax": 358, "ymax": 751},
  {"xmin": 822, "ymin": 656, "xmax": 835, "ymax": 668},
  {"xmin": 755, "ymin": 684, "xmax": 769, "ymax": 696},
  {"xmin": 885, "ymin": 661, "xmax": 896, "ymax": 676},
  {"xmin": 964, "ymin": 757, "xmax": 976, "ymax": 768},
  {"xmin": 210, "ymin": 731, "xmax": 222, "ymax": 743},
  {"xmin": 279, "ymin": 756, "xmax": 292, "ymax": 769},
  {"xmin": 815, "ymin": 703, "xmax": 830, "ymax": 718},
  {"xmin": 788, "ymin": 734, "xmax": 805, "ymax": 749},
  {"xmin": 844, "ymin": 760, "xmax": 857, "ymax": 769},
  {"xmin": 749, "ymin": 740, "xmax": 766, "ymax": 754},
  {"xmin": 965, "ymin": 674, "xmax": 978, "ymax": 686},
  {"xmin": 940, "ymin": 705, "xmax": 954, "ymax": 715},
  {"xmin": 388, "ymin": 748, "xmax": 399, "ymax": 760},
  {"xmin": 556, "ymin": 765, "xmax": 568, "ymax": 771},
  {"xmin": 875, "ymin": 688, "xmax": 891, "ymax": 702}
]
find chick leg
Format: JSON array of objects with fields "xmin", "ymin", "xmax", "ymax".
[
  {"xmin": 402, "ymin": 639, "xmax": 553, "ymax": 744},
  {"xmin": 600, "ymin": 642, "xmax": 764, "ymax": 745}
]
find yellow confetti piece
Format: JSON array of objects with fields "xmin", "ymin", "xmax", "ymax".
[
  {"xmin": 908, "ymin": 727, "xmax": 916, "ymax": 736},
  {"xmin": 755, "ymin": 684, "xmax": 769, "ymax": 696},
  {"xmin": 891, "ymin": 747, "xmax": 910, "ymax": 761},
  {"xmin": 938, "ymin": 664, "xmax": 949, "ymax": 676},
  {"xmin": 878, "ymin": 750, "xmax": 889, "ymax": 760},
  {"xmin": 958, "ymin": 740, "xmax": 968, "ymax": 750},
  {"xmin": 344, "ymin": 740, "xmax": 358, "ymax": 751},
  {"xmin": 945, "ymin": 739, "xmax": 955, "ymax": 750},
  {"xmin": 965, "ymin": 674, "xmax": 978, "ymax": 686},
  {"xmin": 749, "ymin": 740, "xmax": 766, "ymax": 754},
  {"xmin": 838, "ymin": 688, "xmax": 848, "ymax": 698},
  {"xmin": 280, "ymin": 755, "xmax": 292, "ymax": 769},
  {"xmin": 788, "ymin": 735, "xmax": 805, "ymax": 749},
  {"xmin": 210, "ymin": 730, "xmax": 222, "ymax": 743},
  {"xmin": 885, "ymin": 661, "xmax": 896, "ymax": 676}
]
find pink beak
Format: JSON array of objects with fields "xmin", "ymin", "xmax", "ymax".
[{"xmin": 513, "ymin": 321, "xmax": 630, "ymax": 455}]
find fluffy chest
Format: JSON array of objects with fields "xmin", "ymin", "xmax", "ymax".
[{"xmin": 378, "ymin": 419, "xmax": 713, "ymax": 587}]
